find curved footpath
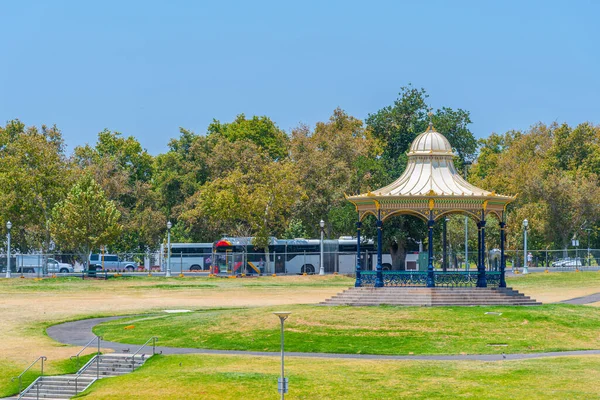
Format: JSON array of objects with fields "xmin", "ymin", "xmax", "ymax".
[
  {"xmin": 47, "ymin": 316, "xmax": 600, "ymax": 362},
  {"xmin": 561, "ymin": 292, "xmax": 600, "ymax": 305}
]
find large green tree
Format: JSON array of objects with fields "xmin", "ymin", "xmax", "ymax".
[
  {"xmin": 207, "ymin": 114, "xmax": 289, "ymax": 160},
  {"xmin": 290, "ymin": 108, "xmax": 380, "ymax": 238},
  {"xmin": 50, "ymin": 175, "xmax": 122, "ymax": 264},
  {"xmin": 74, "ymin": 130, "xmax": 161, "ymax": 252},
  {"xmin": 0, "ymin": 120, "xmax": 72, "ymax": 253},
  {"xmin": 471, "ymin": 122, "xmax": 600, "ymax": 251}
]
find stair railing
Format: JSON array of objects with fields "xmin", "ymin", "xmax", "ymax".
[
  {"xmin": 12, "ymin": 356, "xmax": 46, "ymax": 397},
  {"xmin": 70, "ymin": 335, "xmax": 101, "ymax": 368},
  {"xmin": 71, "ymin": 354, "xmax": 99, "ymax": 394},
  {"xmin": 128, "ymin": 336, "xmax": 158, "ymax": 371}
]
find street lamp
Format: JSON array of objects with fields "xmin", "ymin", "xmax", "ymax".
[
  {"xmin": 166, "ymin": 221, "xmax": 172, "ymax": 278},
  {"xmin": 586, "ymin": 227, "xmax": 592, "ymax": 267},
  {"xmin": 273, "ymin": 311, "xmax": 291, "ymax": 399},
  {"xmin": 522, "ymin": 219, "xmax": 529, "ymax": 274},
  {"xmin": 5, "ymin": 221, "xmax": 12, "ymax": 279},
  {"xmin": 319, "ymin": 219, "xmax": 325, "ymax": 276}
]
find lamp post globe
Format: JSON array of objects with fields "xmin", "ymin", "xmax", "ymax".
[
  {"xmin": 166, "ymin": 221, "xmax": 172, "ymax": 277},
  {"xmin": 319, "ymin": 219, "xmax": 325, "ymax": 276},
  {"xmin": 522, "ymin": 219, "xmax": 529, "ymax": 274},
  {"xmin": 5, "ymin": 221, "xmax": 12, "ymax": 279}
]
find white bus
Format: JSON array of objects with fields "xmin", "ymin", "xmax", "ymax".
[
  {"xmin": 161, "ymin": 243, "xmax": 214, "ymax": 272},
  {"xmin": 213, "ymin": 236, "xmax": 393, "ymax": 275}
]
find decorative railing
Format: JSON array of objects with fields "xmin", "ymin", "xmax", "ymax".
[{"xmin": 360, "ymin": 271, "xmax": 502, "ymax": 288}]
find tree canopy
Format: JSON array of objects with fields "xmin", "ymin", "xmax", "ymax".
[{"xmin": 3, "ymin": 87, "xmax": 600, "ymax": 258}]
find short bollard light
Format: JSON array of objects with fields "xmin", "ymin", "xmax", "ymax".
[{"xmin": 273, "ymin": 311, "xmax": 291, "ymax": 399}]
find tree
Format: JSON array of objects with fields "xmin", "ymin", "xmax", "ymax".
[
  {"xmin": 0, "ymin": 120, "xmax": 72, "ymax": 253},
  {"xmin": 153, "ymin": 129, "xmax": 210, "ymax": 219},
  {"xmin": 181, "ymin": 156, "xmax": 304, "ymax": 270},
  {"xmin": 471, "ymin": 122, "xmax": 600, "ymax": 251},
  {"xmin": 50, "ymin": 175, "xmax": 122, "ymax": 264},
  {"xmin": 290, "ymin": 108, "xmax": 378, "ymax": 238},
  {"xmin": 74, "ymin": 130, "xmax": 160, "ymax": 252},
  {"xmin": 207, "ymin": 114, "xmax": 289, "ymax": 160}
]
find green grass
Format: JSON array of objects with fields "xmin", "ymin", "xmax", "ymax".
[
  {"xmin": 94, "ymin": 303, "xmax": 600, "ymax": 356},
  {"xmin": 77, "ymin": 354, "xmax": 600, "ymax": 399},
  {"xmin": 0, "ymin": 354, "xmax": 94, "ymax": 398}
]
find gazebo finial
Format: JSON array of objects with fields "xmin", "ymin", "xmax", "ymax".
[{"xmin": 427, "ymin": 111, "xmax": 434, "ymax": 131}]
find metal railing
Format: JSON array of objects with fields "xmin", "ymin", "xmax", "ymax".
[
  {"xmin": 128, "ymin": 336, "xmax": 158, "ymax": 371},
  {"xmin": 71, "ymin": 354, "xmax": 99, "ymax": 394},
  {"xmin": 70, "ymin": 335, "xmax": 101, "ymax": 368},
  {"xmin": 68, "ymin": 335, "xmax": 102, "ymax": 393},
  {"xmin": 12, "ymin": 356, "xmax": 46, "ymax": 398}
]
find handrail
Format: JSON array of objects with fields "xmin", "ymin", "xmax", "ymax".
[
  {"xmin": 17, "ymin": 376, "xmax": 42, "ymax": 400},
  {"xmin": 11, "ymin": 356, "xmax": 46, "ymax": 396},
  {"xmin": 128, "ymin": 336, "xmax": 158, "ymax": 371},
  {"xmin": 71, "ymin": 354, "xmax": 99, "ymax": 394},
  {"xmin": 70, "ymin": 336, "xmax": 101, "ymax": 368}
]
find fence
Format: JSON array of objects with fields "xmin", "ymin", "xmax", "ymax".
[{"xmin": 1, "ymin": 248, "xmax": 598, "ymax": 277}]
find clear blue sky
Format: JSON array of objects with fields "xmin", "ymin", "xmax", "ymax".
[{"xmin": 1, "ymin": 0, "xmax": 598, "ymax": 155}]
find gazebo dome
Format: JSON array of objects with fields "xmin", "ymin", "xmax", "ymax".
[
  {"xmin": 347, "ymin": 121, "xmax": 515, "ymax": 222},
  {"xmin": 408, "ymin": 123, "xmax": 454, "ymax": 156}
]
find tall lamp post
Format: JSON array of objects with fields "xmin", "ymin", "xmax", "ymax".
[
  {"xmin": 522, "ymin": 219, "xmax": 529, "ymax": 274},
  {"xmin": 586, "ymin": 227, "xmax": 591, "ymax": 267},
  {"xmin": 273, "ymin": 311, "xmax": 291, "ymax": 400},
  {"xmin": 5, "ymin": 221, "xmax": 12, "ymax": 279},
  {"xmin": 166, "ymin": 221, "xmax": 172, "ymax": 278},
  {"xmin": 319, "ymin": 219, "xmax": 325, "ymax": 275}
]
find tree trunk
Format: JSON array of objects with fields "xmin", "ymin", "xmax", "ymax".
[{"xmin": 389, "ymin": 240, "xmax": 406, "ymax": 270}]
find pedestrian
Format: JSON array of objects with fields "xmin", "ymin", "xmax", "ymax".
[{"xmin": 527, "ymin": 252, "xmax": 533, "ymax": 269}]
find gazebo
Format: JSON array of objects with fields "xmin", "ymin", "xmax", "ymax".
[{"xmin": 346, "ymin": 120, "xmax": 515, "ymax": 289}]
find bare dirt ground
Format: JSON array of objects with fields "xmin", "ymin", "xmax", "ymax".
[
  {"xmin": 526, "ymin": 287, "xmax": 600, "ymax": 303},
  {"xmin": 0, "ymin": 277, "xmax": 341, "ymax": 365}
]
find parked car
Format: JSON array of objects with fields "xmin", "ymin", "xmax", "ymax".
[
  {"xmin": 47, "ymin": 258, "xmax": 74, "ymax": 273},
  {"xmin": 88, "ymin": 254, "xmax": 138, "ymax": 271},
  {"xmin": 551, "ymin": 258, "xmax": 582, "ymax": 268}
]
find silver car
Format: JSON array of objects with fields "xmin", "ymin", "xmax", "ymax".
[{"xmin": 89, "ymin": 254, "xmax": 138, "ymax": 271}]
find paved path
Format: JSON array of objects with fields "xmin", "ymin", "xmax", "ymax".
[
  {"xmin": 46, "ymin": 316, "xmax": 600, "ymax": 362},
  {"xmin": 561, "ymin": 292, "xmax": 600, "ymax": 305}
]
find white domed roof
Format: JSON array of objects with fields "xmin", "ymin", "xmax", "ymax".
[{"xmin": 408, "ymin": 124, "xmax": 453, "ymax": 156}]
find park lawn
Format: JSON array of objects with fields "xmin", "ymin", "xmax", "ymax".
[
  {"xmin": 0, "ymin": 274, "xmax": 345, "ymax": 388},
  {"xmin": 94, "ymin": 303, "xmax": 600, "ymax": 356},
  {"xmin": 78, "ymin": 354, "xmax": 600, "ymax": 400},
  {"xmin": 0, "ymin": 354, "xmax": 94, "ymax": 398}
]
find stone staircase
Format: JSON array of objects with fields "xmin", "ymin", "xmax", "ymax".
[
  {"xmin": 16, "ymin": 354, "xmax": 148, "ymax": 399},
  {"xmin": 321, "ymin": 287, "xmax": 541, "ymax": 306}
]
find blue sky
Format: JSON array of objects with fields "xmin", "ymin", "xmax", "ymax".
[{"xmin": 1, "ymin": 0, "xmax": 598, "ymax": 155}]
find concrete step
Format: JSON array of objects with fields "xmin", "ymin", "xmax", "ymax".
[
  {"xmin": 322, "ymin": 286, "xmax": 541, "ymax": 306},
  {"xmin": 18, "ymin": 354, "xmax": 149, "ymax": 399}
]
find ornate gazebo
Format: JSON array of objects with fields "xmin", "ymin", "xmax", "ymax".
[{"xmin": 346, "ymin": 121, "xmax": 515, "ymax": 289}]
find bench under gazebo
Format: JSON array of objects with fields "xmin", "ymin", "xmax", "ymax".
[{"xmin": 323, "ymin": 120, "xmax": 540, "ymax": 306}]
